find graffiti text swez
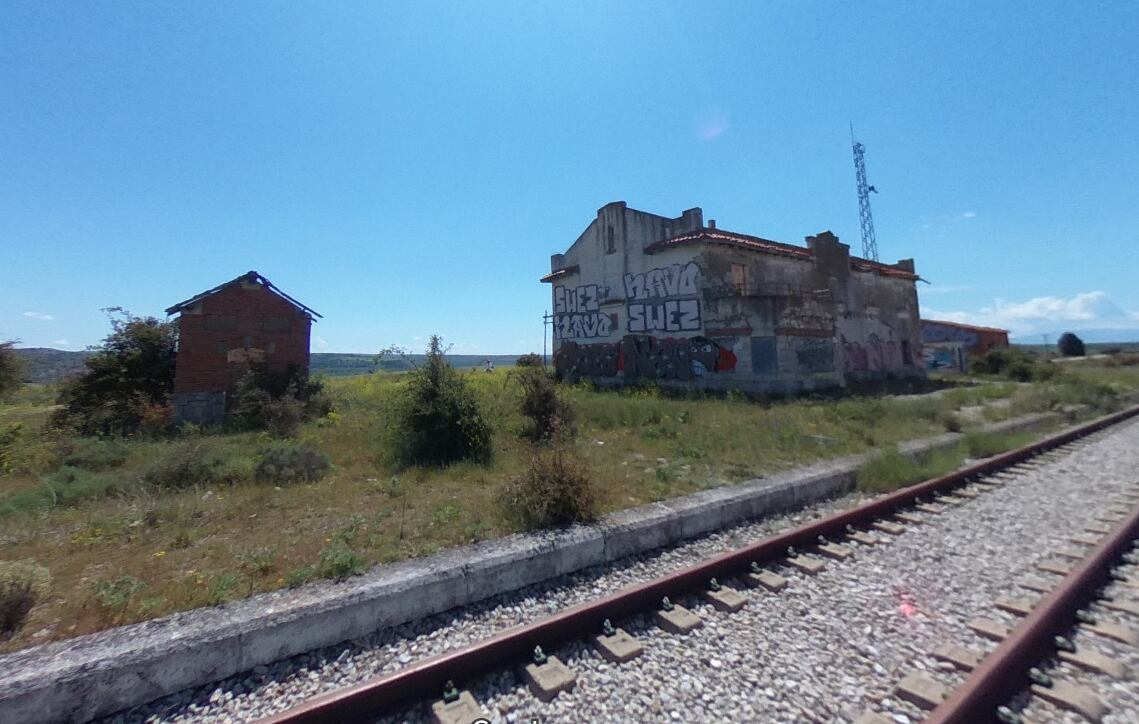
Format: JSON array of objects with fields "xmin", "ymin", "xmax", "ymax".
[
  {"xmin": 624, "ymin": 262, "xmax": 702, "ymax": 334},
  {"xmin": 554, "ymin": 284, "xmax": 613, "ymax": 339}
]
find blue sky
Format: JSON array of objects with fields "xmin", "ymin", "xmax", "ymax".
[{"xmin": 3, "ymin": 1, "xmax": 1138, "ymax": 353}]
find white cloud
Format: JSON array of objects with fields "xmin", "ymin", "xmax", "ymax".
[
  {"xmin": 919, "ymin": 284, "xmax": 972, "ymax": 296},
  {"xmin": 23, "ymin": 311, "xmax": 54, "ymax": 321},
  {"xmin": 922, "ymin": 291, "xmax": 1139, "ymax": 336},
  {"xmin": 313, "ymin": 336, "xmax": 330, "ymax": 352},
  {"xmin": 52, "ymin": 339, "xmax": 69, "ymax": 347},
  {"xmin": 961, "ymin": 211, "xmax": 976, "ymax": 219}
]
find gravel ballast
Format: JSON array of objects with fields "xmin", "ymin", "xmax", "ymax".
[{"xmin": 99, "ymin": 418, "xmax": 1139, "ymax": 724}]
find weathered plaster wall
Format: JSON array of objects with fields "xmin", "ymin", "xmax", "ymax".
[{"xmin": 549, "ymin": 204, "xmax": 923, "ymax": 393}]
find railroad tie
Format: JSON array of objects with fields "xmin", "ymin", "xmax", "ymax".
[
  {"xmin": 431, "ymin": 686, "xmax": 488, "ymax": 724},
  {"xmin": 522, "ymin": 648, "xmax": 577, "ymax": 702}
]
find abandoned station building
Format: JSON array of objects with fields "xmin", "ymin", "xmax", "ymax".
[
  {"xmin": 166, "ymin": 271, "xmax": 321, "ymax": 424},
  {"xmin": 543, "ymin": 202, "xmax": 924, "ymax": 393}
]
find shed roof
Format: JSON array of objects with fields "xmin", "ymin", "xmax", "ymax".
[
  {"xmin": 165, "ymin": 271, "xmax": 322, "ymax": 320},
  {"xmin": 921, "ymin": 319, "xmax": 1009, "ymax": 335}
]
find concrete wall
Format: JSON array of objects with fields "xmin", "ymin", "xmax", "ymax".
[
  {"xmin": 548, "ymin": 203, "xmax": 923, "ymax": 393},
  {"xmin": 172, "ymin": 282, "xmax": 312, "ymax": 395},
  {"xmin": 171, "ymin": 391, "xmax": 227, "ymax": 426}
]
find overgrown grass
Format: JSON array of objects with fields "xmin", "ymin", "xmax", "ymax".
[{"xmin": 0, "ymin": 359, "xmax": 1135, "ymax": 653}]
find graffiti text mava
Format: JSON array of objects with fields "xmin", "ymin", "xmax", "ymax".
[
  {"xmin": 554, "ymin": 284, "xmax": 614, "ymax": 339},
  {"xmin": 624, "ymin": 262, "xmax": 702, "ymax": 334},
  {"xmin": 841, "ymin": 333, "xmax": 903, "ymax": 373}
]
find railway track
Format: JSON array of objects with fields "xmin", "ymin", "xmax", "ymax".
[{"xmin": 242, "ymin": 405, "xmax": 1139, "ymax": 724}]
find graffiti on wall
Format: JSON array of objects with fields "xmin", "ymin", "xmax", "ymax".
[
  {"xmin": 794, "ymin": 338, "xmax": 835, "ymax": 373},
  {"xmin": 554, "ymin": 284, "xmax": 616, "ymax": 339},
  {"xmin": 921, "ymin": 322, "xmax": 979, "ymax": 347},
  {"xmin": 554, "ymin": 340, "xmax": 620, "ymax": 380},
  {"xmin": 923, "ymin": 343, "xmax": 966, "ymax": 372},
  {"xmin": 776, "ymin": 299, "xmax": 835, "ymax": 337},
  {"xmin": 554, "ymin": 335, "xmax": 737, "ymax": 383},
  {"xmin": 624, "ymin": 262, "xmax": 702, "ymax": 334},
  {"xmin": 621, "ymin": 335, "xmax": 736, "ymax": 381},
  {"xmin": 841, "ymin": 333, "xmax": 903, "ymax": 373}
]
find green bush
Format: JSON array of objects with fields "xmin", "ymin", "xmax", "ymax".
[
  {"xmin": 229, "ymin": 364, "xmax": 332, "ymax": 435},
  {"xmin": 51, "ymin": 310, "xmax": 177, "ymax": 436},
  {"xmin": 0, "ymin": 423, "xmax": 24, "ymax": 475},
  {"xmin": 0, "ymin": 341, "xmax": 24, "ymax": 399},
  {"xmin": 517, "ymin": 367, "xmax": 575, "ymax": 442},
  {"xmin": 500, "ymin": 444, "xmax": 598, "ymax": 528},
  {"xmin": 90, "ymin": 575, "xmax": 145, "ymax": 622},
  {"xmin": 855, "ymin": 447, "xmax": 964, "ymax": 494},
  {"xmin": 60, "ymin": 439, "xmax": 129, "ymax": 471},
  {"xmin": 388, "ymin": 336, "xmax": 493, "ymax": 466},
  {"xmin": 317, "ymin": 541, "xmax": 364, "ymax": 579},
  {"xmin": 0, "ymin": 559, "xmax": 50, "ymax": 638},
  {"xmin": 143, "ymin": 443, "xmax": 220, "ymax": 490},
  {"xmin": 254, "ymin": 441, "xmax": 331, "ymax": 485},
  {"xmin": 971, "ymin": 347, "xmax": 1058, "ymax": 382},
  {"xmin": 39, "ymin": 465, "xmax": 122, "ymax": 508},
  {"xmin": 515, "ymin": 353, "xmax": 543, "ymax": 368},
  {"xmin": 1057, "ymin": 332, "xmax": 1086, "ymax": 357}
]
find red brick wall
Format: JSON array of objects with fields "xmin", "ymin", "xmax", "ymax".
[{"xmin": 173, "ymin": 283, "xmax": 313, "ymax": 394}]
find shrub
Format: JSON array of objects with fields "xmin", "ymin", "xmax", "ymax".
[
  {"xmin": 962, "ymin": 431, "xmax": 1030, "ymax": 459},
  {"xmin": 388, "ymin": 336, "xmax": 493, "ymax": 466},
  {"xmin": 517, "ymin": 367, "xmax": 575, "ymax": 442},
  {"xmin": 855, "ymin": 447, "xmax": 964, "ymax": 494},
  {"xmin": 515, "ymin": 353, "xmax": 543, "ymax": 368},
  {"xmin": 0, "ymin": 423, "xmax": 24, "ymax": 475},
  {"xmin": 40, "ymin": 465, "xmax": 122, "ymax": 508},
  {"xmin": 90, "ymin": 575, "xmax": 145, "ymax": 622},
  {"xmin": 970, "ymin": 347, "xmax": 1058, "ymax": 382},
  {"xmin": 500, "ymin": 444, "xmax": 598, "ymax": 528},
  {"xmin": 52, "ymin": 310, "xmax": 177, "ymax": 436},
  {"xmin": 317, "ymin": 541, "xmax": 364, "ymax": 579},
  {"xmin": 1057, "ymin": 332, "xmax": 1086, "ymax": 357},
  {"xmin": 254, "ymin": 441, "xmax": 331, "ymax": 485},
  {"xmin": 0, "ymin": 559, "xmax": 50, "ymax": 638},
  {"xmin": 237, "ymin": 547, "xmax": 278, "ymax": 576},
  {"xmin": 229, "ymin": 364, "xmax": 332, "ymax": 435},
  {"xmin": 143, "ymin": 443, "xmax": 221, "ymax": 490},
  {"xmin": 0, "ymin": 341, "xmax": 24, "ymax": 399},
  {"xmin": 60, "ymin": 439, "xmax": 128, "ymax": 471}
]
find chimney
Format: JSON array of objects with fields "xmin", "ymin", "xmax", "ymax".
[{"xmin": 708, "ymin": 219, "xmax": 716, "ymax": 229}]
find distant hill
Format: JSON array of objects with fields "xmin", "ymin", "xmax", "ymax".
[
  {"xmin": 12, "ymin": 347, "xmax": 93, "ymax": 383},
  {"xmin": 12, "ymin": 348, "xmax": 534, "ymax": 383}
]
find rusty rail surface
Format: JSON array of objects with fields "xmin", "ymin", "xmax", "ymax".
[
  {"xmin": 262, "ymin": 405, "xmax": 1139, "ymax": 724},
  {"xmin": 926, "ymin": 495, "xmax": 1139, "ymax": 723}
]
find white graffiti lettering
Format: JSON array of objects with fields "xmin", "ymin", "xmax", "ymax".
[
  {"xmin": 555, "ymin": 312, "xmax": 614, "ymax": 340},
  {"xmin": 554, "ymin": 284, "xmax": 600, "ymax": 314},
  {"xmin": 623, "ymin": 262, "xmax": 700, "ymax": 301},
  {"xmin": 627, "ymin": 299, "xmax": 701, "ymax": 333}
]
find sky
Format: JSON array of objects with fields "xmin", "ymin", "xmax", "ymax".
[{"xmin": 2, "ymin": 1, "xmax": 1138, "ymax": 353}]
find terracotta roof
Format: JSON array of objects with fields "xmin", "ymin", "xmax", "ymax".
[
  {"xmin": 921, "ymin": 319, "xmax": 1009, "ymax": 335},
  {"xmin": 645, "ymin": 229, "xmax": 812, "ymax": 261},
  {"xmin": 165, "ymin": 271, "xmax": 322, "ymax": 320},
  {"xmin": 539, "ymin": 265, "xmax": 580, "ymax": 284},
  {"xmin": 646, "ymin": 228, "xmax": 920, "ymax": 280}
]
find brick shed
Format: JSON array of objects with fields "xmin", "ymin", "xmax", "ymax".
[{"xmin": 166, "ymin": 271, "xmax": 321, "ymax": 425}]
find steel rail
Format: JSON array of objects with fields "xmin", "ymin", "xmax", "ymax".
[
  {"xmin": 261, "ymin": 405, "xmax": 1139, "ymax": 724},
  {"xmin": 926, "ymin": 494, "xmax": 1139, "ymax": 723}
]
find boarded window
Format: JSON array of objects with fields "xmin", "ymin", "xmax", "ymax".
[
  {"xmin": 204, "ymin": 315, "xmax": 237, "ymax": 331},
  {"xmin": 606, "ymin": 225, "xmax": 615, "ymax": 254},
  {"xmin": 262, "ymin": 317, "xmax": 290, "ymax": 332}
]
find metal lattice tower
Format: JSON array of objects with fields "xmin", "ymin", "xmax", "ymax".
[{"xmin": 850, "ymin": 124, "xmax": 879, "ymax": 262}]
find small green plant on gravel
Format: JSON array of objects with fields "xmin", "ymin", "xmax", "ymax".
[
  {"xmin": 0, "ymin": 559, "xmax": 50, "ymax": 639},
  {"xmin": 388, "ymin": 335, "xmax": 493, "ymax": 466},
  {"xmin": 500, "ymin": 444, "xmax": 598, "ymax": 529},
  {"xmin": 254, "ymin": 441, "xmax": 331, "ymax": 485},
  {"xmin": 285, "ymin": 566, "xmax": 314, "ymax": 588},
  {"xmin": 91, "ymin": 575, "xmax": 146, "ymax": 622},
  {"xmin": 206, "ymin": 572, "xmax": 239, "ymax": 605}
]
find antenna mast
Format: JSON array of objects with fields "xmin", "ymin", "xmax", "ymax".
[{"xmin": 850, "ymin": 123, "xmax": 880, "ymax": 262}]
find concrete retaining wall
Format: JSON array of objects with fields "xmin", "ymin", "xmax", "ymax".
[{"xmin": 0, "ymin": 409, "xmax": 1071, "ymax": 723}]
